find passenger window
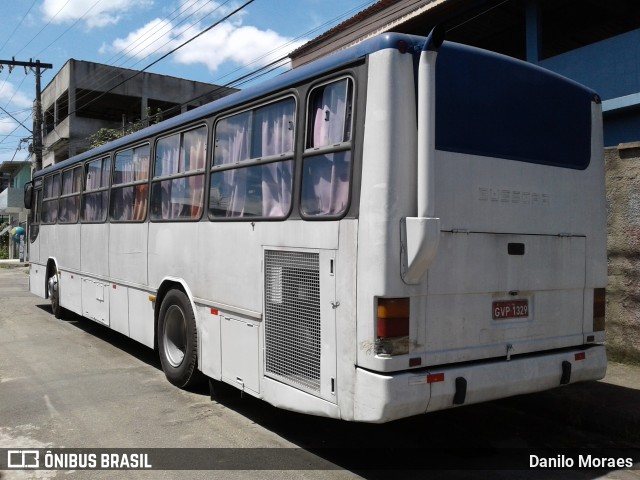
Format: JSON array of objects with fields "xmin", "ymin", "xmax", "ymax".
[
  {"xmin": 110, "ymin": 145, "xmax": 150, "ymax": 222},
  {"xmin": 82, "ymin": 157, "xmax": 111, "ymax": 223},
  {"xmin": 307, "ymin": 79, "xmax": 352, "ymax": 149},
  {"xmin": 41, "ymin": 173, "xmax": 61, "ymax": 224},
  {"xmin": 210, "ymin": 98, "xmax": 295, "ymax": 219},
  {"xmin": 58, "ymin": 166, "xmax": 82, "ymax": 224},
  {"xmin": 301, "ymin": 78, "xmax": 353, "ymax": 218},
  {"xmin": 150, "ymin": 126, "xmax": 206, "ymax": 221}
]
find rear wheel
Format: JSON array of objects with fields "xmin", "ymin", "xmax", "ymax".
[{"xmin": 157, "ymin": 290, "xmax": 202, "ymax": 388}]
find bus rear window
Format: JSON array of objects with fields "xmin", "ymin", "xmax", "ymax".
[{"xmin": 435, "ymin": 43, "xmax": 593, "ymax": 170}]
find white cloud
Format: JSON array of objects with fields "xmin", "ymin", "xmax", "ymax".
[
  {"xmin": 0, "ymin": 119, "xmax": 23, "ymax": 136},
  {"xmin": 106, "ymin": 18, "xmax": 174, "ymax": 58},
  {"xmin": 105, "ymin": 10, "xmax": 306, "ymax": 75},
  {"xmin": 41, "ymin": 0, "xmax": 153, "ymax": 29},
  {"xmin": 0, "ymin": 82, "xmax": 34, "ymax": 109}
]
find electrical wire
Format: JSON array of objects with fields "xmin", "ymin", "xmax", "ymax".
[
  {"xmin": 67, "ymin": 0, "xmax": 257, "ymax": 118},
  {"xmin": 0, "ymin": 0, "xmax": 39, "ymax": 54}
]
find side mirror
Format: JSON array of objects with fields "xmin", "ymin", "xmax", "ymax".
[{"xmin": 24, "ymin": 182, "xmax": 33, "ymax": 209}]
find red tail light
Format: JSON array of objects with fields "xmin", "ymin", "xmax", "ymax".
[
  {"xmin": 376, "ymin": 298, "xmax": 410, "ymax": 356},
  {"xmin": 593, "ymin": 288, "xmax": 606, "ymax": 332}
]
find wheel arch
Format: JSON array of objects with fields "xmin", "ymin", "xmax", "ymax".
[{"xmin": 153, "ymin": 277, "xmax": 199, "ymax": 352}]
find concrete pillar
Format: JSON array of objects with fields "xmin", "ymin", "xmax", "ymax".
[{"xmin": 525, "ymin": 0, "xmax": 540, "ymax": 63}]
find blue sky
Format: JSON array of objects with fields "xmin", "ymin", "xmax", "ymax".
[{"xmin": 0, "ymin": 0, "xmax": 376, "ymax": 163}]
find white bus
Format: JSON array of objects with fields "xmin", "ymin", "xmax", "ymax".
[{"xmin": 24, "ymin": 29, "xmax": 607, "ymax": 423}]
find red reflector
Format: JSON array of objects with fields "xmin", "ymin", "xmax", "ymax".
[
  {"xmin": 575, "ymin": 352, "xmax": 586, "ymax": 361},
  {"xmin": 211, "ymin": 308, "xmax": 219, "ymax": 315},
  {"xmin": 427, "ymin": 373, "xmax": 445, "ymax": 384},
  {"xmin": 409, "ymin": 357, "xmax": 422, "ymax": 367},
  {"xmin": 112, "ymin": 284, "xmax": 116, "ymax": 289}
]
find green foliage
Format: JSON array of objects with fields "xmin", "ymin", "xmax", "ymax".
[
  {"xmin": 0, "ymin": 223, "xmax": 8, "ymax": 260},
  {"xmin": 87, "ymin": 107, "xmax": 164, "ymax": 149}
]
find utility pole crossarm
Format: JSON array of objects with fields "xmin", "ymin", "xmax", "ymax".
[{"xmin": 0, "ymin": 59, "xmax": 53, "ymax": 69}]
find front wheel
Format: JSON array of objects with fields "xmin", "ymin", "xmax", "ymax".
[
  {"xmin": 157, "ymin": 290, "xmax": 202, "ymax": 388},
  {"xmin": 47, "ymin": 271, "xmax": 63, "ymax": 319}
]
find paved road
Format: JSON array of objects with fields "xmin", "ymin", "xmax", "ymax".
[{"xmin": 0, "ymin": 265, "xmax": 638, "ymax": 480}]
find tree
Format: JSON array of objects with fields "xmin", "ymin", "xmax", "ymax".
[{"xmin": 87, "ymin": 108, "xmax": 164, "ymax": 149}]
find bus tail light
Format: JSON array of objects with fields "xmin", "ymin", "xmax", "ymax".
[
  {"xmin": 376, "ymin": 298, "xmax": 410, "ymax": 356},
  {"xmin": 593, "ymin": 288, "xmax": 606, "ymax": 332}
]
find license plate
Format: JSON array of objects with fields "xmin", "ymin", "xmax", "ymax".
[{"xmin": 492, "ymin": 300, "xmax": 529, "ymax": 320}]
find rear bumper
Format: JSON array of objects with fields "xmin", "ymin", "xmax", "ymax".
[{"xmin": 352, "ymin": 345, "xmax": 607, "ymax": 423}]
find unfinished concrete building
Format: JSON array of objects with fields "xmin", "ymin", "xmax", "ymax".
[{"xmin": 41, "ymin": 59, "xmax": 236, "ymax": 168}]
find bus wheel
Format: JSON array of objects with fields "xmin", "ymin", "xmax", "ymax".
[
  {"xmin": 47, "ymin": 271, "xmax": 63, "ymax": 319},
  {"xmin": 158, "ymin": 290, "xmax": 202, "ymax": 388}
]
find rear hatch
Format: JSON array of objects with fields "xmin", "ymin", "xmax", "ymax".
[
  {"xmin": 419, "ymin": 42, "xmax": 601, "ymax": 365},
  {"xmin": 422, "ymin": 149, "xmax": 599, "ymax": 365}
]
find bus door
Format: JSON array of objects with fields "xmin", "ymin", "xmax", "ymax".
[{"xmin": 263, "ymin": 248, "xmax": 337, "ymax": 403}]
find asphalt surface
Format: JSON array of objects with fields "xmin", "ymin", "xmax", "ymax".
[{"xmin": 0, "ymin": 261, "xmax": 639, "ymax": 480}]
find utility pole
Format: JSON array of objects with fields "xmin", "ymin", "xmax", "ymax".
[{"xmin": 0, "ymin": 58, "xmax": 52, "ymax": 172}]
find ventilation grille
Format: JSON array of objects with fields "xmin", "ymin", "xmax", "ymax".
[{"xmin": 265, "ymin": 250, "xmax": 321, "ymax": 393}]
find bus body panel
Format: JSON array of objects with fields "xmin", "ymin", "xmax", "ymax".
[
  {"xmin": 59, "ymin": 269, "xmax": 82, "ymax": 315},
  {"xmin": 128, "ymin": 286, "xmax": 155, "ymax": 348},
  {"xmin": 352, "ymin": 345, "xmax": 606, "ymax": 423},
  {"xmin": 29, "ymin": 263, "xmax": 46, "ymax": 298},
  {"xmin": 80, "ymin": 224, "xmax": 109, "ymax": 277},
  {"xmin": 109, "ymin": 223, "xmax": 149, "ymax": 285},
  {"xmin": 356, "ymin": 48, "xmax": 419, "ymax": 368}
]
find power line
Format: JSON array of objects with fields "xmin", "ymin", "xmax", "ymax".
[
  {"xmin": 0, "ymin": 0, "xmax": 39, "ymax": 54},
  {"xmin": 68, "ymin": 0, "xmax": 256, "ymax": 119},
  {"xmin": 14, "ymin": 0, "xmax": 73, "ymax": 57},
  {"xmin": 67, "ymin": 0, "xmax": 236, "ymax": 120}
]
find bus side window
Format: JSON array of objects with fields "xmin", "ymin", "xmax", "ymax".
[
  {"xmin": 29, "ymin": 187, "xmax": 42, "ymax": 243},
  {"xmin": 150, "ymin": 126, "xmax": 206, "ymax": 221},
  {"xmin": 209, "ymin": 97, "xmax": 295, "ymax": 220},
  {"xmin": 110, "ymin": 144, "xmax": 150, "ymax": 222},
  {"xmin": 58, "ymin": 166, "xmax": 82, "ymax": 224},
  {"xmin": 82, "ymin": 157, "xmax": 111, "ymax": 223},
  {"xmin": 41, "ymin": 173, "xmax": 61, "ymax": 224},
  {"xmin": 301, "ymin": 78, "xmax": 353, "ymax": 218}
]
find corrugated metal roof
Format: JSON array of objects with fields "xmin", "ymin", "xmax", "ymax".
[{"xmin": 290, "ymin": 0, "xmax": 447, "ymax": 58}]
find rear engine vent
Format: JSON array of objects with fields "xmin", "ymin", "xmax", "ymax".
[{"xmin": 265, "ymin": 250, "xmax": 321, "ymax": 393}]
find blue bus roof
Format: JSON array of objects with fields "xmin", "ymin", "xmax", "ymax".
[
  {"xmin": 35, "ymin": 32, "xmax": 597, "ymax": 178},
  {"xmin": 35, "ymin": 32, "xmax": 426, "ymax": 179}
]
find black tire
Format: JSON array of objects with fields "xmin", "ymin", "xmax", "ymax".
[
  {"xmin": 157, "ymin": 290, "xmax": 202, "ymax": 388},
  {"xmin": 47, "ymin": 270, "xmax": 64, "ymax": 319}
]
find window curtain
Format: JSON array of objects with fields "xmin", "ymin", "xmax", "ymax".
[
  {"xmin": 152, "ymin": 129, "xmax": 205, "ymax": 220},
  {"xmin": 256, "ymin": 100, "xmax": 294, "ymax": 217},
  {"xmin": 83, "ymin": 158, "xmax": 110, "ymax": 222},
  {"xmin": 311, "ymin": 81, "xmax": 347, "ymax": 148},
  {"xmin": 302, "ymin": 151, "xmax": 351, "ymax": 216}
]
